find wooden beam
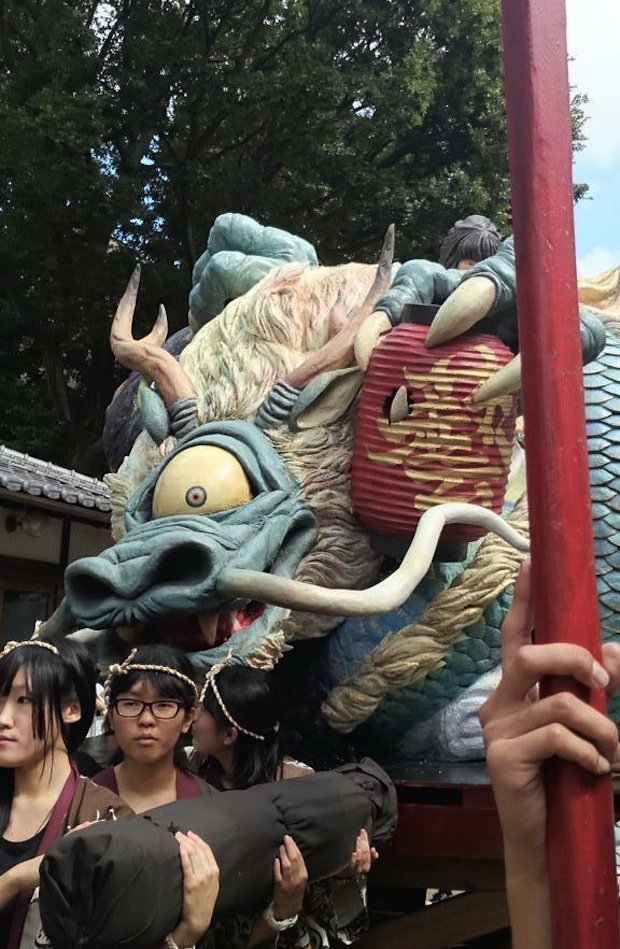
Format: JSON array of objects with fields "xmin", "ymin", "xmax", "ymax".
[{"xmin": 357, "ymin": 891, "xmax": 509, "ymax": 949}]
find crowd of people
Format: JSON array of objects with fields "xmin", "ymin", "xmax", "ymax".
[
  {"xmin": 0, "ymin": 564, "xmax": 618, "ymax": 949},
  {"xmin": 2, "ymin": 561, "xmax": 618, "ymax": 948},
  {"xmin": 0, "ymin": 635, "xmax": 377, "ymax": 949}
]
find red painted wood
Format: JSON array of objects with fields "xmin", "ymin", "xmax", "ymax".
[
  {"xmin": 390, "ymin": 777, "xmax": 620, "ymax": 866},
  {"xmin": 500, "ymin": 1, "xmax": 620, "ymax": 946},
  {"xmin": 391, "ymin": 783, "xmax": 504, "ymax": 862}
]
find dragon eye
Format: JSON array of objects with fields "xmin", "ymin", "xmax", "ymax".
[
  {"xmin": 152, "ymin": 445, "xmax": 252, "ymax": 518},
  {"xmin": 185, "ymin": 486, "xmax": 207, "ymax": 507}
]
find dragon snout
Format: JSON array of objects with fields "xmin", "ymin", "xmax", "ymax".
[
  {"xmin": 73, "ymin": 542, "xmax": 212, "ymax": 600},
  {"xmin": 64, "ymin": 535, "xmax": 222, "ymax": 629}
]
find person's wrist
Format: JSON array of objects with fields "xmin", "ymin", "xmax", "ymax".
[
  {"xmin": 166, "ymin": 926, "xmax": 197, "ymax": 949},
  {"xmin": 503, "ymin": 838, "xmax": 548, "ymax": 885},
  {"xmin": 263, "ymin": 900, "xmax": 299, "ymax": 931},
  {"xmin": 272, "ymin": 899, "xmax": 301, "ymax": 920}
]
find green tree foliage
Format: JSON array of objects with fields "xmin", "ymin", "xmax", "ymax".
[
  {"xmin": 138, "ymin": 0, "xmax": 512, "ymax": 262},
  {"xmin": 0, "ymin": 0, "xmax": 190, "ymax": 471},
  {"xmin": 570, "ymin": 88, "xmax": 590, "ymax": 202},
  {"xmin": 0, "ymin": 0, "xmax": 584, "ymax": 473}
]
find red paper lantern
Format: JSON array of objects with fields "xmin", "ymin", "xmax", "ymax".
[{"xmin": 351, "ymin": 322, "xmax": 517, "ymax": 546}]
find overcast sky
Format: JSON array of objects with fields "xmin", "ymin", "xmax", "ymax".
[{"xmin": 565, "ymin": 0, "xmax": 620, "ymax": 275}]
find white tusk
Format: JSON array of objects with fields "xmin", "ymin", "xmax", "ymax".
[
  {"xmin": 217, "ymin": 503, "xmax": 529, "ymax": 616},
  {"xmin": 67, "ymin": 627, "xmax": 104, "ymax": 646},
  {"xmin": 472, "ymin": 353, "xmax": 521, "ymax": 404},
  {"xmin": 426, "ymin": 277, "xmax": 497, "ymax": 348},
  {"xmin": 389, "ymin": 385, "xmax": 409, "ymax": 422},
  {"xmin": 354, "ymin": 311, "xmax": 392, "ymax": 370}
]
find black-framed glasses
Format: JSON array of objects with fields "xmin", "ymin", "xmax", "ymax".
[{"xmin": 112, "ymin": 698, "xmax": 184, "ymax": 720}]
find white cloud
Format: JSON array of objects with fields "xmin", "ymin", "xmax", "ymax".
[
  {"xmin": 566, "ymin": 0, "xmax": 620, "ymax": 169},
  {"xmin": 576, "ymin": 246, "xmax": 620, "ymax": 278}
]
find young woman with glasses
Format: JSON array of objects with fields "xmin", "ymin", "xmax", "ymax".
[
  {"xmin": 94, "ymin": 647, "xmax": 308, "ymax": 949},
  {"xmin": 93, "ymin": 644, "xmax": 215, "ymax": 812}
]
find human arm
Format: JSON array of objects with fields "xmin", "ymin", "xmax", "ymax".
[
  {"xmin": 478, "ymin": 560, "xmax": 620, "ymax": 949},
  {"xmin": 348, "ymin": 828, "xmax": 378, "ymax": 876},
  {"xmin": 247, "ymin": 835, "xmax": 308, "ymax": 947},
  {"xmin": 0, "ymin": 856, "xmax": 43, "ymax": 910},
  {"xmin": 279, "ymin": 760, "xmax": 314, "ymax": 780},
  {"xmin": 168, "ymin": 832, "xmax": 220, "ymax": 949}
]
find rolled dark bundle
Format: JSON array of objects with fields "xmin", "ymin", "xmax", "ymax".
[{"xmin": 39, "ymin": 759, "xmax": 396, "ymax": 949}]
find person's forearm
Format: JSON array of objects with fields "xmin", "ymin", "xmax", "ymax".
[
  {"xmin": 170, "ymin": 921, "xmax": 203, "ymax": 948},
  {"xmin": 0, "ymin": 868, "xmax": 21, "ymax": 910},
  {"xmin": 0, "ymin": 856, "xmax": 43, "ymax": 910},
  {"xmin": 247, "ymin": 917, "xmax": 275, "ymax": 947},
  {"xmin": 503, "ymin": 846, "xmax": 551, "ymax": 949}
]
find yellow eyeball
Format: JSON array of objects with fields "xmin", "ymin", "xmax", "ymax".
[{"xmin": 152, "ymin": 445, "xmax": 252, "ymax": 518}]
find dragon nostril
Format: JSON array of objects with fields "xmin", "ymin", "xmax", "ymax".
[
  {"xmin": 65, "ymin": 542, "xmax": 215, "ymax": 622},
  {"xmin": 68, "ymin": 573, "xmax": 113, "ymax": 612},
  {"xmin": 152, "ymin": 544, "xmax": 213, "ymax": 588}
]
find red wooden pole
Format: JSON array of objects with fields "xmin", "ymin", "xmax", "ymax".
[{"xmin": 500, "ymin": 1, "xmax": 619, "ymax": 946}]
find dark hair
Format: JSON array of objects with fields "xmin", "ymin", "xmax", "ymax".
[
  {"xmin": 438, "ymin": 215, "xmax": 501, "ymax": 270},
  {"xmin": 201, "ymin": 665, "xmax": 284, "ymax": 789},
  {"xmin": 0, "ymin": 639, "xmax": 97, "ymax": 834},
  {"xmin": 106, "ymin": 644, "xmax": 196, "ymax": 773}
]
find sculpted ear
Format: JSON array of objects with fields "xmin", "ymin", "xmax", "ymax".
[
  {"xmin": 255, "ymin": 367, "xmax": 364, "ymax": 432},
  {"xmin": 289, "ymin": 367, "xmax": 364, "ymax": 430},
  {"xmin": 112, "ymin": 267, "xmax": 199, "ymax": 444},
  {"xmin": 138, "ymin": 380, "xmax": 171, "ymax": 445}
]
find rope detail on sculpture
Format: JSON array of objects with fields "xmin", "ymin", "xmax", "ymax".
[{"xmin": 322, "ymin": 495, "xmax": 529, "ymax": 733}]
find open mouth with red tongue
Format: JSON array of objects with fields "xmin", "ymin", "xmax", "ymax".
[{"xmin": 151, "ymin": 602, "xmax": 266, "ymax": 651}]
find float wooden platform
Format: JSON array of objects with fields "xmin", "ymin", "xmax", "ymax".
[{"xmin": 359, "ymin": 762, "xmax": 620, "ymax": 948}]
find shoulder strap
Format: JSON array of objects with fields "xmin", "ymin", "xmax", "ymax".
[{"xmin": 7, "ymin": 764, "xmax": 79, "ymax": 949}]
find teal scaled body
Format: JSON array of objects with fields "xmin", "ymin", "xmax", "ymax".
[{"xmin": 587, "ymin": 331, "xmax": 620, "ymax": 721}]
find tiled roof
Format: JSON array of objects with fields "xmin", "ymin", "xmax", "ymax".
[{"xmin": 0, "ymin": 446, "xmax": 111, "ymax": 513}]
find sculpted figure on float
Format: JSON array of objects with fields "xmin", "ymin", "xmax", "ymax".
[{"xmin": 38, "ymin": 214, "xmax": 620, "ymax": 761}]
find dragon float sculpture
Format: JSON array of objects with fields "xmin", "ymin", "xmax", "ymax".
[{"xmin": 39, "ymin": 214, "xmax": 620, "ymax": 763}]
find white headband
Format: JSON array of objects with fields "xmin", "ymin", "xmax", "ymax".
[
  {"xmin": 200, "ymin": 665, "xmax": 267, "ymax": 741},
  {"xmin": 105, "ymin": 648, "xmax": 198, "ymax": 700}
]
